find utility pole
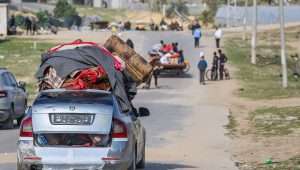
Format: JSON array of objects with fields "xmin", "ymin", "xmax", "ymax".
[
  {"xmin": 279, "ymin": 0, "xmax": 288, "ymax": 88},
  {"xmin": 243, "ymin": 0, "xmax": 248, "ymax": 40},
  {"xmin": 251, "ymin": 0, "xmax": 257, "ymax": 64},
  {"xmin": 234, "ymin": 0, "xmax": 237, "ymax": 26},
  {"xmin": 227, "ymin": 0, "xmax": 230, "ymax": 28}
]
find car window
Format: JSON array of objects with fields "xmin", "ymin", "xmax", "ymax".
[
  {"xmin": 0, "ymin": 74, "xmax": 4, "ymax": 86},
  {"xmin": 34, "ymin": 91, "xmax": 113, "ymax": 105},
  {"xmin": 2, "ymin": 73, "xmax": 12, "ymax": 87},
  {"xmin": 7, "ymin": 73, "xmax": 18, "ymax": 87}
]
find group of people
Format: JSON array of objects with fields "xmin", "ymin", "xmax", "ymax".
[
  {"xmin": 149, "ymin": 40, "xmax": 185, "ymax": 65},
  {"xmin": 198, "ymin": 49, "xmax": 228, "ymax": 85},
  {"xmin": 24, "ymin": 16, "xmax": 38, "ymax": 35},
  {"xmin": 142, "ymin": 40, "xmax": 187, "ymax": 89},
  {"xmin": 191, "ymin": 19, "xmax": 223, "ymax": 49},
  {"xmin": 8, "ymin": 15, "xmax": 38, "ymax": 35}
]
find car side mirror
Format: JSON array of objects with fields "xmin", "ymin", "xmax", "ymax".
[
  {"xmin": 18, "ymin": 81, "xmax": 26, "ymax": 91},
  {"xmin": 138, "ymin": 107, "xmax": 150, "ymax": 117}
]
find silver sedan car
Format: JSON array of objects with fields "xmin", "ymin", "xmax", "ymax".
[
  {"xmin": 0, "ymin": 68, "xmax": 27, "ymax": 129},
  {"xmin": 17, "ymin": 89, "xmax": 149, "ymax": 170}
]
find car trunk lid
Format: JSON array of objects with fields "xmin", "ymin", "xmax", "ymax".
[{"xmin": 32, "ymin": 103, "xmax": 113, "ymax": 134}]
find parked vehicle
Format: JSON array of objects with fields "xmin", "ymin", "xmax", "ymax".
[
  {"xmin": 0, "ymin": 68, "xmax": 27, "ymax": 129},
  {"xmin": 17, "ymin": 89, "xmax": 149, "ymax": 170}
]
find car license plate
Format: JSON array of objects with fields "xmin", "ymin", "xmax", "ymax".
[{"xmin": 49, "ymin": 113, "xmax": 94, "ymax": 125}]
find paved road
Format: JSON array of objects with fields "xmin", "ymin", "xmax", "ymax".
[{"xmin": 0, "ymin": 31, "xmax": 237, "ymax": 170}]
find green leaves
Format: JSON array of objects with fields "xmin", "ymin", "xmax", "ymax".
[{"xmin": 54, "ymin": 0, "xmax": 78, "ymax": 18}]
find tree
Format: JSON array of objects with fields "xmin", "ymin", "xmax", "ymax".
[
  {"xmin": 201, "ymin": 0, "xmax": 226, "ymax": 23},
  {"xmin": 199, "ymin": 10, "xmax": 213, "ymax": 26},
  {"xmin": 54, "ymin": 0, "xmax": 78, "ymax": 18},
  {"xmin": 165, "ymin": 0, "xmax": 189, "ymax": 17},
  {"xmin": 36, "ymin": 10, "xmax": 50, "ymax": 27}
]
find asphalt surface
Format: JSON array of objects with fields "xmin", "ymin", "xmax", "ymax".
[{"xmin": 0, "ymin": 31, "xmax": 237, "ymax": 170}]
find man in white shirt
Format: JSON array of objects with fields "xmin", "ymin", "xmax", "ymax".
[{"xmin": 214, "ymin": 27, "xmax": 223, "ymax": 49}]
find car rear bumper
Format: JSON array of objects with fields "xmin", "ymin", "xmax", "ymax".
[
  {"xmin": 18, "ymin": 162, "xmax": 128, "ymax": 170},
  {"xmin": 18, "ymin": 140, "xmax": 132, "ymax": 170}
]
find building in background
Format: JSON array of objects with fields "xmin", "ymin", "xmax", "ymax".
[{"xmin": 94, "ymin": 0, "xmax": 146, "ymax": 9}]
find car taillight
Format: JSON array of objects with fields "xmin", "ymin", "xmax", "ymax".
[
  {"xmin": 20, "ymin": 116, "xmax": 33, "ymax": 137},
  {"xmin": 112, "ymin": 119, "xmax": 127, "ymax": 139},
  {"xmin": 0, "ymin": 91, "xmax": 7, "ymax": 98}
]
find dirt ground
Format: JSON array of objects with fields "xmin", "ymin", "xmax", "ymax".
[
  {"xmin": 226, "ymin": 25, "xmax": 300, "ymax": 168},
  {"xmin": 3, "ymin": 25, "xmax": 300, "ymax": 169}
]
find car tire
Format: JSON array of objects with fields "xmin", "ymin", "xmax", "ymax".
[
  {"xmin": 17, "ymin": 101, "xmax": 27, "ymax": 126},
  {"xmin": 3, "ymin": 112, "xmax": 14, "ymax": 129},
  {"xmin": 136, "ymin": 140, "xmax": 146, "ymax": 169},
  {"xmin": 128, "ymin": 145, "xmax": 136, "ymax": 170}
]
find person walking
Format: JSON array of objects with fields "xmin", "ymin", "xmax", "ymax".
[
  {"xmin": 212, "ymin": 52, "xmax": 219, "ymax": 80},
  {"xmin": 193, "ymin": 27, "xmax": 201, "ymax": 48},
  {"xmin": 198, "ymin": 52, "xmax": 208, "ymax": 85},
  {"xmin": 144, "ymin": 66, "xmax": 160, "ymax": 89},
  {"xmin": 218, "ymin": 49, "xmax": 228, "ymax": 80},
  {"xmin": 25, "ymin": 17, "xmax": 32, "ymax": 35},
  {"xmin": 191, "ymin": 19, "xmax": 201, "ymax": 34},
  {"xmin": 214, "ymin": 27, "xmax": 223, "ymax": 49}
]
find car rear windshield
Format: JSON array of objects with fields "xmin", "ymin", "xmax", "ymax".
[{"xmin": 34, "ymin": 91, "xmax": 113, "ymax": 105}]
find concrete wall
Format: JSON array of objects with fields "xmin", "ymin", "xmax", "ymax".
[
  {"xmin": 0, "ymin": 4, "xmax": 7, "ymax": 37},
  {"xmin": 100, "ymin": 0, "xmax": 129, "ymax": 9}
]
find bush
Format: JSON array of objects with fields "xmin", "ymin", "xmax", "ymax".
[
  {"xmin": 15, "ymin": 15, "xmax": 25, "ymax": 28},
  {"xmin": 36, "ymin": 10, "xmax": 50, "ymax": 27},
  {"xmin": 199, "ymin": 10, "xmax": 214, "ymax": 26},
  {"xmin": 54, "ymin": 0, "xmax": 77, "ymax": 18}
]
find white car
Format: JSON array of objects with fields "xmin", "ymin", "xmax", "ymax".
[{"xmin": 17, "ymin": 89, "xmax": 149, "ymax": 170}]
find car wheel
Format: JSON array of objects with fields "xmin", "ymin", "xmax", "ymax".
[
  {"xmin": 128, "ymin": 145, "xmax": 136, "ymax": 170},
  {"xmin": 3, "ymin": 113, "xmax": 14, "ymax": 129},
  {"xmin": 17, "ymin": 101, "xmax": 27, "ymax": 126},
  {"xmin": 136, "ymin": 141, "xmax": 146, "ymax": 169}
]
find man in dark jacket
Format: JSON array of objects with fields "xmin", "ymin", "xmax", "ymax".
[
  {"xmin": 198, "ymin": 52, "xmax": 208, "ymax": 85},
  {"xmin": 218, "ymin": 49, "xmax": 228, "ymax": 80},
  {"xmin": 212, "ymin": 52, "xmax": 219, "ymax": 80}
]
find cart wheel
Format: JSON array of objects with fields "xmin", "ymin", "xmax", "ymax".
[
  {"xmin": 206, "ymin": 69, "xmax": 212, "ymax": 81},
  {"xmin": 183, "ymin": 62, "xmax": 191, "ymax": 73}
]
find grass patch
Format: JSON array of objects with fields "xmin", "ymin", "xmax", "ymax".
[
  {"xmin": 76, "ymin": 6, "xmax": 127, "ymax": 22},
  {"xmin": 0, "ymin": 38, "xmax": 54, "ymax": 102},
  {"xmin": 240, "ymin": 156, "xmax": 300, "ymax": 170},
  {"xmin": 225, "ymin": 37, "xmax": 300, "ymax": 99},
  {"xmin": 250, "ymin": 106, "xmax": 300, "ymax": 136},
  {"xmin": 225, "ymin": 110, "xmax": 238, "ymax": 136}
]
